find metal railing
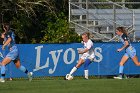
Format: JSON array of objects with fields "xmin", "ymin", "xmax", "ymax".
[{"xmin": 69, "ymin": 0, "xmax": 135, "ymax": 42}]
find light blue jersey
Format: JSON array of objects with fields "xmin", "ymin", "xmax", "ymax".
[
  {"xmin": 4, "ymin": 29, "xmax": 19, "ymax": 61},
  {"xmin": 120, "ymin": 34, "xmax": 136, "ymax": 58}
]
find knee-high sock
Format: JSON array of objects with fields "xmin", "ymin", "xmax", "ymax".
[
  {"xmin": 1, "ymin": 65, "xmax": 6, "ymax": 79},
  {"xmin": 69, "ymin": 67, "xmax": 77, "ymax": 75},
  {"xmin": 119, "ymin": 65, "xmax": 124, "ymax": 74},
  {"xmin": 84, "ymin": 59, "xmax": 91, "ymax": 70},
  {"xmin": 84, "ymin": 70, "xmax": 89, "ymax": 79},
  {"xmin": 19, "ymin": 65, "xmax": 28, "ymax": 74}
]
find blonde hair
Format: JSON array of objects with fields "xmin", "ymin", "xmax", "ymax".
[{"xmin": 82, "ymin": 32, "xmax": 90, "ymax": 38}]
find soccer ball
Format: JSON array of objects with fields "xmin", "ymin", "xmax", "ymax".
[{"xmin": 65, "ymin": 74, "xmax": 73, "ymax": 80}]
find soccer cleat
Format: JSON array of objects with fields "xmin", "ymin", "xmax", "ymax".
[
  {"xmin": 27, "ymin": 72, "xmax": 33, "ymax": 81},
  {"xmin": 84, "ymin": 76, "xmax": 89, "ymax": 80},
  {"xmin": 0, "ymin": 78, "xmax": 5, "ymax": 83},
  {"xmin": 84, "ymin": 77, "xmax": 89, "ymax": 80},
  {"xmin": 114, "ymin": 75, "xmax": 122, "ymax": 79}
]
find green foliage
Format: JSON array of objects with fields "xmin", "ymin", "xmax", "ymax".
[
  {"xmin": 0, "ymin": 0, "xmax": 81, "ymax": 44},
  {"xmin": 40, "ymin": 12, "xmax": 81, "ymax": 43}
]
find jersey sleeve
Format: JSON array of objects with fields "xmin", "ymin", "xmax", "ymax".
[
  {"xmin": 5, "ymin": 31, "xmax": 12, "ymax": 38},
  {"xmin": 122, "ymin": 34, "xmax": 128, "ymax": 41}
]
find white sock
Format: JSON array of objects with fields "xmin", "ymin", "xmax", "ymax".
[
  {"xmin": 84, "ymin": 70, "xmax": 89, "ymax": 79},
  {"xmin": 69, "ymin": 67, "xmax": 77, "ymax": 75}
]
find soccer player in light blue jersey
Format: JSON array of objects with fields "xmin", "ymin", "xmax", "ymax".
[
  {"xmin": 114, "ymin": 27, "xmax": 140, "ymax": 79},
  {"xmin": 0, "ymin": 23, "xmax": 33, "ymax": 82}
]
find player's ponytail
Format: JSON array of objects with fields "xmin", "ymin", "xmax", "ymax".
[
  {"xmin": 116, "ymin": 27, "xmax": 128, "ymax": 36},
  {"xmin": 2, "ymin": 23, "xmax": 10, "ymax": 32}
]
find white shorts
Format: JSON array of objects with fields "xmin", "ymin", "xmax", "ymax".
[{"xmin": 80, "ymin": 53, "xmax": 95, "ymax": 61}]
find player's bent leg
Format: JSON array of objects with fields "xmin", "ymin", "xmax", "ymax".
[
  {"xmin": 69, "ymin": 67, "xmax": 77, "ymax": 75},
  {"xmin": 15, "ymin": 61, "xmax": 28, "ymax": 73},
  {"xmin": 132, "ymin": 56, "xmax": 140, "ymax": 66},
  {"xmin": 114, "ymin": 55, "xmax": 128, "ymax": 80},
  {"xmin": 0, "ymin": 57, "xmax": 12, "ymax": 83},
  {"xmin": 0, "ymin": 65, "xmax": 6, "ymax": 82},
  {"xmin": 76, "ymin": 58, "xmax": 84, "ymax": 68},
  {"xmin": 114, "ymin": 66, "xmax": 124, "ymax": 80},
  {"xmin": 67, "ymin": 58, "xmax": 84, "ymax": 80},
  {"xmin": 14, "ymin": 59, "xmax": 33, "ymax": 81},
  {"xmin": 69, "ymin": 58, "xmax": 84, "ymax": 75}
]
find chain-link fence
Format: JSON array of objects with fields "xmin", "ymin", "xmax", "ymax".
[{"xmin": 69, "ymin": 0, "xmax": 135, "ymax": 42}]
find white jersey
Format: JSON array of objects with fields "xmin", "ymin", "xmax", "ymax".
[{"xmin": 81, "ymin": 39, "xmax": 95, "ymax": 61}]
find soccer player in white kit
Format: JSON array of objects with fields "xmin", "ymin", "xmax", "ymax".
[{"xmin": 68, "ymin": 32, "xmax": 95, "ymax": 79}]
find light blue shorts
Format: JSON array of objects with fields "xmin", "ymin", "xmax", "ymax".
[
  {"xmin": 124, "ymin": 46, "xmax": 136, "ymax": 58},
  {"xmin": 6, "ymin": 46, "xmax": 19, "ymax": 61}
]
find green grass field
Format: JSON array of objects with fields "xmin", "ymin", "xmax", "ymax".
[{"xmin": 0, "ymin": 78, "xmax": 140, "ymax": 93}]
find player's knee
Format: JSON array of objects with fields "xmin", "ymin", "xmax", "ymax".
[
  {"xmin": 15, "ymin": 64, "xmax": 20, "ymax": 68},
  {"xmin": 76, "ymin": 63, "xmax": 81, "ymax": 68},
  {"xmin": 119, "ymin": 62, "xmax": 124, "ymax": 66},
  {"xmin": 135, "ymin": 62, "xmax": 140, "ymax": 66},
  {"xmin": 76, "ymin": 60, "xmax": 84, "ymax": 68}
]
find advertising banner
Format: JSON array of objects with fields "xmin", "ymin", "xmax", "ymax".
[{"xmin": 0, "ymin": 42, "xmax": 140, "ymax": 78}]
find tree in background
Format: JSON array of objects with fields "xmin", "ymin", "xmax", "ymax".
[
  {"xmin": 40, "ymin": 12, "xmax": 81, "ymax": 43},
  {"xmin": 0, "ymin": 0, "xmax": 81, "ymax": 43}
]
